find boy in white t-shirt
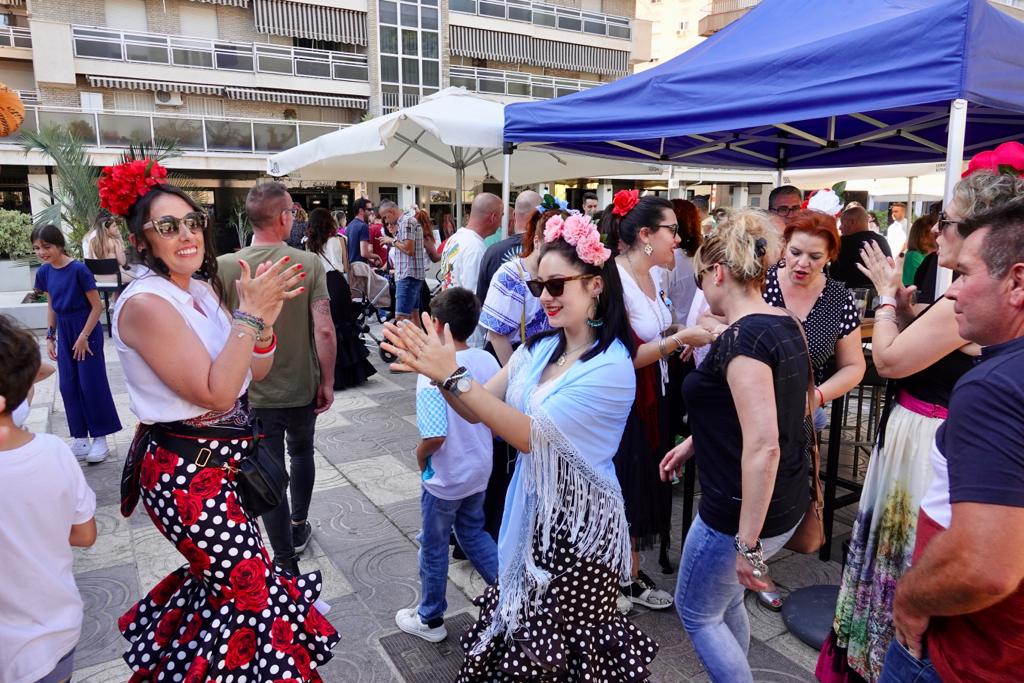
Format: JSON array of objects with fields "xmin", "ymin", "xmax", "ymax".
[
  {"xmin": 395, "ymin": 288, "xmax": 500, "ymax": 643},
  {"xmin": 0, "ymin": 315, "xmax": 97, "ymax": 683}
]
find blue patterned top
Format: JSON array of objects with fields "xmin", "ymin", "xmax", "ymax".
[{"xmin": 479, "ymin": 258, "xmax": 551, "ymax": 345}]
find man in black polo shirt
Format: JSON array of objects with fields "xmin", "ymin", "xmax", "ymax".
[{"xmin": 832, "ymin": 206, "xmax": 891, "ymax": 288}]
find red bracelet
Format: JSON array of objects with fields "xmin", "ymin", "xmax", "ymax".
[
  {"xmin": 253, "ymin": 333, "xmax": 277, "ymax": 356},
  {"xmin": 815, "ymin": 387, "xmax": 825, "ymax": 408}
]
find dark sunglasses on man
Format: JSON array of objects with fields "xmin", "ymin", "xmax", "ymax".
[
  {"xmin": 526, "ymin": 274, "xmax": 595, "ymax": 298},
  {"xmin": 142, "ymin": 212, "xmax": 209, "ymax": 239}
]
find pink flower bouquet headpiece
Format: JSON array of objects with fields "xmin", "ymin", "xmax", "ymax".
[
  {"xmin": 962, "ymin": 141, "xmax": 1024, "ymax": 179},
  {"xmin": 543, "ymin": 213, "xmax": 612, "ymax": 267}
]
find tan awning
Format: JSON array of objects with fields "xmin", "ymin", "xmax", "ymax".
[
  {"xmin": 188, "ymin": 0, "xmax": 249, "ymax": 6},
  {"xmin": 0, "ymin": 0, "xmax": 26, "ymax": 6},
  {"xmin": 449, "ymin": 26, "xmax": 628, "ymax": 76},
  {"xmin": 253, "ymin": 0, "xmax": 367, "ymax": 45},
  {"xmin": 225, "ymin": 86, "xmax": 367, "ymax": 109},
  {"xmin": 86, "ymin": 76, "xmax": 224, "ymax": 95}
]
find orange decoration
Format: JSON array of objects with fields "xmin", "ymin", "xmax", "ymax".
[{"xmin": 0, "ymin": 82, "xmax": 26, "ymax": 138}]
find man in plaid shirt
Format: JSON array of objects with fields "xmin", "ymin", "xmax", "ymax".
[{"xmin": 380, "ymin": 200, "xmax": 427, "ymax": 323}]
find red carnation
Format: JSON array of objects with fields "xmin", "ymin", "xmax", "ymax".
[
  {"xmin": 179, "ymin": 613, "xmax": 202, "ymax": 644},
  {"xmin": 271, "ymin": 616, "xmax": 294, "ymax": 650},
  {"xmin": 182, "ymin": 656, "xmax": 208, "ymax": 683},
  {"xmin": 178, "ymin": 538, "xmax": 211, "ymax": 576},
  {"xmin": 304, "ymin": 606, "xmax": 336, "ymax": 638},
  {"xmin": 118, "ymin": 603, "xmax": 139, "ymax": 633},
  {"xmin": 230, "ymin": 556, "xmax": 269, "ymax": 612},
  {"xmin": 225, "ymin": 627, "xmax": 257, "ymax": 669},
  {"xmin": 189, "ymin": 468, "xmax": 223, "ymax": 499},
  {"xmin": 611, "ymin": 189, "xmax": 639, "ymax": 217},
  {"xmin": 225, "ymin": 491, "xmax": 248, "ymax": 525},
  {"xmin": 174, "ymin": 489, "xmax": 204, "ymax": 526},
  {"xmin": 139, "ymin": 452, "xmax": 161, "ymax": 490},
  {"xmin": 154, "ymin": 608, "xmax": 183, "ymax": 647},
  {"xmin": 153, "ymin": 447, "xmax": 179, "ymax": 475},
  {"xmin": 148, "ymin": 572, "xmax": 185, "ymax": 606},
  {"xmin": 98, "ymin": 158, "xmax": 169, "ymax": 216}
]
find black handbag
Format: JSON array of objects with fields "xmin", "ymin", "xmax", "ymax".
[{"xmin": 232, "ymin": 421, "xmax": 289, "ymax": 517}]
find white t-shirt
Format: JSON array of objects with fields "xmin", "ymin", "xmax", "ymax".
[
  {"xmin": 439, "ymin": 228, "xmax": 486, "ymax": 292},
  {"xmin": 887, "ymin": 219, "xmax": 908, "ymax": 255},
  {"xmin": 318, "ymin": 235, "xmax": 346, "ymax": 274},
  {"xmin": 415, "ymin": 347, "xmax": 500, "ymax": 500},
  {"xmin": 0, "ymin": 433, "xmax": 96, "ymax": 683}
]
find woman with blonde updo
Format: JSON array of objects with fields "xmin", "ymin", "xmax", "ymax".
[{"xmin": 660, "ymin": 210, "xmax": 812, "ymax": 682}]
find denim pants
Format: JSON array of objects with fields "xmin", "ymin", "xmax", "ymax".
[
  {"xmin": 417, "ymin": 489, "xmax": 498, "ymax": 623},
  {"xmin": 877, "ymin": 640, "xmax": 942, "ymax": 683},
  {"xmin": 253, "ymin": 400, "xmax": 317, "ymax": 563},
  {"xmin": 675, "ymin": 513, "xmax": 797, "ymax": 683}
]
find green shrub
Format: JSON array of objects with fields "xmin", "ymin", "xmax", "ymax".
[{"xmin": 0, "ymin": 209, "xmax": 34, "ymax": 260}]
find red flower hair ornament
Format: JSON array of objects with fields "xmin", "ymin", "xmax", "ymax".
[
  {"xmin": 962, "ymin": 141, "xmax": 1024, "ymax": 179},
  {"xmin": 611, "ymin": 189, "xmax": 640, "ymax": 217},
  {"xmin": 98, "ymin": 159, "xmax": 168, "ymax": 216}
]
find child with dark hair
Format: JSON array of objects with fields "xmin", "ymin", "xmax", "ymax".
[
  {"xmin": 396, "ymin": 287, "xmax": 501, "ymax": 643},
  {"xmin": 31, "ymin": 224, "xmax": 121, "ymax": 462},
  {"xmin": 0, "ymin": 314, "xmax": 97, "ymax": 683}
]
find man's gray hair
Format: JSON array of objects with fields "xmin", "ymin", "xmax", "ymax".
[
  {"xmin": 378, "ymin": 200, "xmax": 400, "ymax": 214},
  {"xmin": 246, "ymin": 181, "xmax": 290, "ymax": 229}
]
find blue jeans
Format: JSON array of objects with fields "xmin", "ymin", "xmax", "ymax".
[
  {"xmin": 417, "ymin": 489, "xmax": 497, "ymax": 623},
  {"xmin": 675, "ymin": 514, "xmax": 796, "ymax": 683},
  {"xmin": 395, "ymin": 276, "xmax": 423, "ymax": 316},
  {"xmin": 877, "ymin": 640, "xmax": 941, "ymax": 683}
]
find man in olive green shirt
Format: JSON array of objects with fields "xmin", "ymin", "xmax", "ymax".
[{"xmin": 217, "ymin": 181, "xmax": 335, "ymax": 573}]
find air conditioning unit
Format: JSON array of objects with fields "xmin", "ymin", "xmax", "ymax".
[{"xmin": 154, "ymin": 90, "xmax": 183, "ymax": 106}]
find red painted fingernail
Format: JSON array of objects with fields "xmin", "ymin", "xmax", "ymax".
[
  {"xmin": 299, "ymin": 287, "xmax": 306, "ymax": 292},
  {"xmin": 296, "ymin": 263, "xmax": 303, "ymax": 270},
  {"xmin": 300, "ymin": 272, "xmax": 307, "ymax": 278},
  {"xmin": 283, "ymin": 256, "xmax": 290, "ymax": 262}
]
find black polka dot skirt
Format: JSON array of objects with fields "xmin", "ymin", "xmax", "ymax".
[
  {"xmin": 118, "ymin": 436, "xmax": 341, "ymax": 682},
  {"xmin": 457, "ymin": 534, "xmax": 658, "ymax": 681}
]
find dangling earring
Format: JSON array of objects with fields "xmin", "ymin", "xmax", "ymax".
[
  {"xmin": 643, "ymin": 243, "xmax": 654, "ymax": 257},
  {"xmin": 586, "ymin": 298, "xmax": 604, "ymax": 328}
]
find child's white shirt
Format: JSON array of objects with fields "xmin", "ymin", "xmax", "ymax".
[{"xmin": 0, "ymin": 433, "xmax": 96, "ymax": 683}]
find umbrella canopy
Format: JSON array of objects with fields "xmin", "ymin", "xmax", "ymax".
[
  {"xmin": 267, "ymin": 88, "xmax": 661, "ymax": 187},
  {"xmin": 503, "ymin": 0, "xmax": 1024, "ymax": 171}
]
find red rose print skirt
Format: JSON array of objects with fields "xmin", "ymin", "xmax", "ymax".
[{"xmin": 118, "ymin": 415, "xmax": 340, "ymax": 682}]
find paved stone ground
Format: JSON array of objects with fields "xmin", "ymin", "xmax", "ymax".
[{"xmin": 35, "ymin": 331, "xmax": 859, "ymax": 682}]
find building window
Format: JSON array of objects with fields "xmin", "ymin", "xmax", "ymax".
[
  {"xmin": 80, "ymin": 92, "xmax": 104, "ymax": 112},
  {"xmin": 186, "ymin": 96, "xmax": 225, "ymax": 118},
  {"xmin": 113, "ymin": 91, "xmax": 156, "ymax": 112},
  {"xmin": 678, "ymin": 21, "xmax": 688, "ymax": 31},
  {"xmin": 378, "ymin": 0, "xmax": 440, "ymax": 112}
]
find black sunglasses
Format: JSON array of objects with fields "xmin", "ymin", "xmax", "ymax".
[
  {"xmin": 937, "ymin": 211, "xmax": 965, "ymax": 232},
  {"xmin": 694, "ymin": 264, "xmax": 718, "ymax": 290},
  {"xmin": 143, "ymin": 211, "xmax": 209, "ymax": 239},
  {"xmin": 526, "ymin": 274, "xmax": 595, "ymax": 297}
]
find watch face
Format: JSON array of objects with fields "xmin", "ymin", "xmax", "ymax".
[{"xmin": 455, "ymin": 377, "xmax": 471, "ymax": 394}]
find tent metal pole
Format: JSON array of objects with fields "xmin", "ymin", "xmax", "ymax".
[
  {"xmin": 501, "ymin": 142, "xmax": 513, "ymax": 236},
  {"xmin": 776, "ymin": 169, "xmax": 784, "ymax": 186},
  {"xmin": 938, "ymin": 99, "xmax": 968, "ymax": 295},
  {"xmin": 455, "ymin": 159, "xmax": 464, "ymax": 228}
]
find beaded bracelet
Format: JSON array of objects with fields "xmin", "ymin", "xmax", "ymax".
[
  {"xmin": 46, "ymin": 327, "xmax": 56, "ymax": 341},
  {"xmin": 232, "ymin": 310, "xmax": 265, "ymax": 335}
]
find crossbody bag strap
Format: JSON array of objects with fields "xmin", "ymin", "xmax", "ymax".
[
  {"xmin": 515, "ymin": 258, "xmax": 527, "ymax": 342},
  {"xmin": 780, "ymin": 309, "xmax": 824, "ymax": 507}
]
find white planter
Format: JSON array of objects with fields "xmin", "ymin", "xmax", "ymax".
[{"xmin": 0, "ymin": 259, "xmax": 33, "ymax": 293}]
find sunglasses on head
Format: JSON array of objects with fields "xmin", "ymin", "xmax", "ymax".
[
  {"xmin": 526, "ymin": 274, "xmax": 595, "ymax": 297},
  {"xmin": 143, "ymin": 212, "xmax": 209, "ymax": 239},
  {"xmin": 694, "ymin": 264, "xmax": 719, "ymax": 290}
]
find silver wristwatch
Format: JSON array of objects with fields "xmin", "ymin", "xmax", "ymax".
[{"xmin": 442, "ymin": 366, "xmax": 471, "ymax": 396}]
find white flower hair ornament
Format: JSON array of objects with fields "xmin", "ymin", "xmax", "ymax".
[
  {"xmin": 542, "ymin": 213, "xmax": 612, "ymax": 267},
  {"xmin": 804, "ymin": 188, "xmax": 844, "ymax": 217}
]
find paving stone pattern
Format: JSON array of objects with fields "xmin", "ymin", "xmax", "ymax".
[{"xmin": 47, "ymin": 335, "xmax": 857, "ymax": 681}]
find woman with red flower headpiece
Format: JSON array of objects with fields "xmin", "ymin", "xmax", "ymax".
[
  {"xmin": 817, "ymin": 154, "xmax": 1024, "ymax": 682},
  {"xmin": 103, "ymin": 160, "xmax": 340, "ymax": 681}
]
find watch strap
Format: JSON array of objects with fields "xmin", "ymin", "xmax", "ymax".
[{"xmin": 442, "ymin": 366, "xmax": 469, "ymax": 392}]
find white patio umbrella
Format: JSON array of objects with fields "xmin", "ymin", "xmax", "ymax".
[{"xmin": 266, "ymin": 88, "xmax": 661, "ymax": 226}]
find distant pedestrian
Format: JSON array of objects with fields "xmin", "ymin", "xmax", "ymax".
[
  {"xmin": 582, "ymin": 191, "xmax": 600, "ymax": 218},
  {"xmin": 901, "ymin": 215, "xmax": 937, "ymax": 286},
  {"xmin": 32, "ymin": 223, "xmax": 121, "ymax": 463},
  {"xmin": 474, "ymin": 189, "xmax": 541, "ymax": 306},
  {"xmin": 887, "ymin": 202, "xmax": 908, "ymax": 255},
  {"xmin": 286, "ymin": 203, "xmax": 308, "ymax": 249},
  {"xmin": 0, "ymin": 315, "xmax": 97, "ymax": 683},
  {"xmin": 396, "ymin": 287, "xmax": 500, "ymax": 643},
  {"xmin": 380, "ymin": 200, "xmax": 428, "ymax": 325},
  {"xmin": 832, "ymin": 206, "xmax": 892, "ymax": 288},
  {"xmin": 348, "ymin": 198, "xmax": 381, "ymax": 267}
]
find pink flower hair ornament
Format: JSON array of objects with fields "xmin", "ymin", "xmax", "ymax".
[
  {"xmin": 543, "ymin": 212, "xmax": 612, "ymax": 267},
  {"xmin": 962, "ymin": 141, "xmax": 1024, "ymax": 179}
]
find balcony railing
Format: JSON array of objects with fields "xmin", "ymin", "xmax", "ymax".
[
  {"xmin": 0, "ymin": 25, "xmax": 32, "ymax": 49},
  {"xmin": 381, "ymin": 91, "xmax": 421, "ymax": 114},
  {"xmin": 450, "ymin": 66, "xmax": 600, "ymax": 100},
  {"xmin": 72, "ymin": 25, "xmax": 368, "ymax": 82},
  {"xmin": 16, "ymin": 89, "xmax": 40, "ymax": 104},
  {"xmin": 9, "ymin": 105, "xmax": 346, "ymax": 154},
  {"xmin": 450, "ymin": 0, "xmax": 631, "ymax": 40}
]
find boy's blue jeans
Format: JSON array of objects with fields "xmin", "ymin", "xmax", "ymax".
[{"xmin": 417, "ymin": 488, "xmax": 498, "ymax": 624}]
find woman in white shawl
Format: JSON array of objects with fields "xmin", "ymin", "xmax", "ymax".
[{"xmin": 384, "ymin": 212, "xmax": 658, "ymax": 681}]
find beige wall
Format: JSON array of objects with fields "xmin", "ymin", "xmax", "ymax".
[{"xmin": 633, "ymin": 0, "xmax": 703, "ymax": 73}]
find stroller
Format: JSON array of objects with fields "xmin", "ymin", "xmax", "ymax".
[{"xmin": 348, "ymin": 261, "xmax": 397, "ymax": 363}]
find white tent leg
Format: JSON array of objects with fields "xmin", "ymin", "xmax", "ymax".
[
  {"xmin": 455, "ymin": 150, "xmax": 464, "ymax": 228},
  {"xmin": 501, "ymin": 147, "xmax": 512, "ymax": 236},
  {"xmin": 938, "ymin": 99, "xmax": 968, "ymax": 295},
  {"xmin": 776, "ymin": 169, "xmax": 784, "ymax": 186}
]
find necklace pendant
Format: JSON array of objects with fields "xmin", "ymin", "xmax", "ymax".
[{"xmin": 556, "ymin": 353, "xmax": 567, "ymax": 366}]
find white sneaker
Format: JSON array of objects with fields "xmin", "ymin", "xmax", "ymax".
[
  {"xmin": 395, "ymin": 608, "xmax": 447, "ymax": 643},
  {"xmin": 71, "ymin": 438, "xmax": 90, "ymax": 459},
  {"xmin": 86, "ymin": 436, "xmax": 109, "ymax": 464},
  {"xmin": 616, "ymin": 594, "xmax": 633, "ymax": 615}
]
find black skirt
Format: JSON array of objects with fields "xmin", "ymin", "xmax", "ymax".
[{"xmin": 326, "ymin": 270, "xmax": 377, "ymax": 390}]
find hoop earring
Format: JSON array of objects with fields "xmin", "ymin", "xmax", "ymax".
[
  {"xmin": 643, "ymin": 244, "xmax": 654, "ymax": 257},
  {"xmin": 586, "ymin": 298, "xmax": 604, "ymax": 328}
]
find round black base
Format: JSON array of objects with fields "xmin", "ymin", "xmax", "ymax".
[{"xmin": 781, "ymin": 584, "xmax": 840, "ymax": 649}]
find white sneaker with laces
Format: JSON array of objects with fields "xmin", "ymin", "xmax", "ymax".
[
  {"xmin": 71, "ymin": 438, "xmax": 90, "ymax": 459},
  {"xmin": 395, "ymin": 608, "xmax": 447, "ymax": 643},
  {"xmin": 86, "ymin": 436, "xmax": 109, "ymax": 464}
]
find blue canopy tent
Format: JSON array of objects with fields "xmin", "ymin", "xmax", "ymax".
[{"xmin": 503, "ymin": 0, "xmax": 1024, "ymax": 196}]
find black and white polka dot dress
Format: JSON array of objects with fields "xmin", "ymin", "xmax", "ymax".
[
  {"xmin": 118, "ymin": 412, "xmax": 340, "ymax": 682},
  {"xmin": 762, "ymin": 266, "xmax": 860, "ymax": 384},
  {"xmin": 457, "ymin": 530, "xmax": 658, "ymax": 682}
]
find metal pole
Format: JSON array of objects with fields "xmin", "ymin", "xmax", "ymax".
[
  {"xmin": 455, "ymin": 147, "xmax": 464, "ymax": 228},
  {"xmin": 501, "ymin": 142, "xmax": 512, "ymax": 236},
  {"xmin": 938, "ymin": 99, "xmax": 968, "ymax": 295},
  {"xmin": 776, "ymin": 169, "xmax": 784, "ymax": 187}
]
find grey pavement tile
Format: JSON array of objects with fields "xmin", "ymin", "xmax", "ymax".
[
  {"xmin": 313, "ymin": 448, "xmax": 352, "ymax": 493},
  {"xmin": 380, "ymin": 498, "xmax": 423, "ymax": 539},
  {"xmin": 300, "ymin": 554, "xmax": 355, "ymax": 601},
  {"xmin": 354, "ymin": 373, "xmax": 408, "ymax": 396},
  {"xmin": 315, "ymin": 426, "xmax": 394, "ymax": 465},
  {"xmin": 74, "ymin": 504, "xmax": 134, "ymax": 574},
  {"xmin": 331, "ymin": 393, "xmax": 382, "ymax": 412},
  {"xmin": 769, "ymin": 553, "xmax": 843, "ymax": 592},
  {"xmin": 318, "ymin": 594, "xmax": 402, "ymax": 682},
  {"xmin": 131, "ymin": 524, "xmax": 186, "ymax": 597},
  {"xmin": 366, "ymin": 390, "xmax": 416, "ymax": 412},
  {"xmin": 314, "ymin": 409, "xmax": 353, "ymax": 430},
  {"xmin": 72, "ymin": 657, "xmax": 134, "ymax": 683},
  {"xmin": 306, "ymin": 484, "xmax": 410, "ymax": 555},
  {"xmin": 81, "ymin": 460, "xmax": 124, "ymax": 508},
  {"xmin": 75, "ymin": 563, "xmax": 140, "ymax": 669},
  {"xmin": 340, "ymin": 454, "xmax": 422, "ymax": 507},
  {"xmin": 762, "ymin": 632, "xmax": 822, "ymax": 677}
]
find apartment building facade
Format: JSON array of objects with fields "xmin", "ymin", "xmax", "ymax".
[{"xmin": 0, "ymin": 0, "xmax": 652, "ymax": 219}]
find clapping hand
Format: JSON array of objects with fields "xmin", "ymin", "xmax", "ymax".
[
  {"xmin": 856, "ymin": 241, "xmax": 902, "ymax": 298},
  {"xmin": 235, "ymin": 256, "xmax": 306, "ymax": 327},
  {"xmin": 382, "ymin": 313, "xmax": 458, "ymax": 383}
]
